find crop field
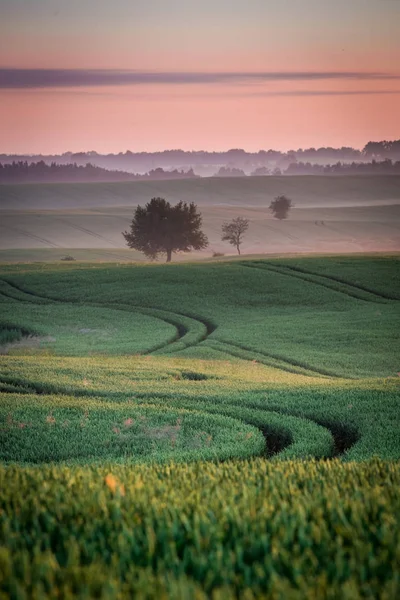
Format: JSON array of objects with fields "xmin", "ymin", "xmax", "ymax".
[{"xmin": 1, "ymin": 255, "xmax": 400, "ymax": 598}]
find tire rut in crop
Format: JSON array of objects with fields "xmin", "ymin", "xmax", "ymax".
[
  {"xmin": 3, "ymin": 274, "xmax": 341, "ymax": 378},
  {"xmin": 155, "ymin": 310, "xmax": 216, "ymax": 354},
  {"xmin": 0, "ymin": 279, "xmax": 191, "ymax": 354},
  {"xmin": 279, "ymin": 263, "xmax": 400, "ymax": 301},
  {"xmin": 0, "ymin": 371, "xmax": 359, "ymax": 460},
  {"xmin": 204, "ymin": 339, "xmax": 342, "ymax": 379},
  {"xmin": 0, "ymin": 278, "xmax": 220, "ymax": 355},
  {"xmin": 242, "ymin": 263, "xmax": 388, "ymax": 304},
  {"xmin": 1, "ymin": 276, "xmax": 351, "ymax": 379},
  {"xmin": 0, "ymin": 279, "xmax": 54, "ymax": 304},
  {"xmin": 244, "ymin": 402, "xmax": 360, "ymax": 459}
]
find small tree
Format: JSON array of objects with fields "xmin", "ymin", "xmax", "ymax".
[
  {"xmin": 123, "ymin": 197, "xmax": 208, "ymax": 262},
  {"xmin": 221, "ymin": 217, "xmax": 249, "ymax": 255},
  {"xmin": 269, "ymin": 195, "xmax": 293, "ymax": 220}
]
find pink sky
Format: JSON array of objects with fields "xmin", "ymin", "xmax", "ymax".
[{"xmin": 1, "ymin": 0, "xmax": 399, "ymax": 153}]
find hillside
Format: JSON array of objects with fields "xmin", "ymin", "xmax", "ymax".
[
  {"xmin": 1, "ymin": 175, "xmax": 400, "ymax": 210},
  {"xmin": 0, "ymin": 176, "xmax": 399, "ymax": 260}
]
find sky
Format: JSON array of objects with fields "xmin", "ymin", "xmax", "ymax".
[{"xmin": 0, "ymin": 0, "xmax": 400, "ymax": 154}]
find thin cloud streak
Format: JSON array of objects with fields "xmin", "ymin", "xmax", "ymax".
[
  {"xmin": 248, "ymin": 90, "xmax": 400, "ymax": 97},
  {"xmin": 2, "ymin": 89, "xmax": 399, "ymax": 100},
  {"xmin": 1, "ymin": 68, "xmax": 399, "ymax": 89}
]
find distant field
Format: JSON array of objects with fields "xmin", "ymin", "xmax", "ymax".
[
  {"xmin": 2, "ymin": 175, "xmax": 400, "ymax": 210},
  {"xmin": 0, "ymin": 175, "xmax": 399, "ymax": 259}
]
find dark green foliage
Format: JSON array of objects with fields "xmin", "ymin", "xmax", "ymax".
[
  {"xmin": 269, "ymin": 194, "xmax": 293, "ymax": 219},
  {"xmin": 123, "ymin": 197, "xmax": 208, "ymax": 262},
  {"xmin": 0, "ymin": 324, "xmax": 33, "ymax": 346}
]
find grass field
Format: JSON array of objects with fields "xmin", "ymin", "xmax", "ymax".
[{"xmin": 0, "ymin": 255, "xmax": 399, "ymax": 598}]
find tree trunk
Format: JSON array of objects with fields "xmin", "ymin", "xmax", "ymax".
[
  {"xmin": 237, "ymin": 245, "xmax": 241, "ymax": 255},
  {"xmin": 166, "ymin": 249, "xmax": 172, "ymax": 263}
]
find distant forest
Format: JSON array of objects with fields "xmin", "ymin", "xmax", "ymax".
[
  {"xmin": 283, "ymin": 160, "xmax": 400, "ymax": 176},
  {"xmin": 0, "ymin": 162, "xmax": 199, "ymax": 184},
  {"xmin": 1, "ymin": 139, "xmax": 399, "ymax": 182},
  {"xmin": 1, "ymin": 158, "xmax": 400, "ymax": 184},
  {"xmin": 215, "ymin": 160, "xmax": 400, "ymax": 177},
  {"xmin": 1, "ymin": 140, "xmax": 399, "ymax": 177}
]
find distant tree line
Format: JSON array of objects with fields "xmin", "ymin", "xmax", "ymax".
[
  {"xmin": 284, "ymin": 159, "xmax": 400, "ymax": 176},
  {"xmin": 2, "ymin": 158, "xmax": 399, "ymax": 183},
  {"xmin": 217, "ymin": 160, "xmax": 400, "ymax": 177},
  {"xmin": 1, "ymin": 139, "xmax": 399, "ymax": 175},
  {"xmin": 214, "ymin": 166, "xmax": 248, "ymax": 177},
  {"xmin": 0, "ymin": 161, "xmax": 199, "ymax": 184},
  {"xmin": 363, "ymin": 140, "xmax": 400, "ymax": 160}
]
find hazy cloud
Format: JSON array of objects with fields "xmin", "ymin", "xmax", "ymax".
[
  {"xmin": 1, "ymin": 68, "xmax": 399, "ymax": 89},
  {"xmin": 248, "ymin": 89, "xmax": 400, "ymax": 97}
]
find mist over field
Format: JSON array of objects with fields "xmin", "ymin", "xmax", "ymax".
[{"xmin": 1, "ymin": 175, "xmax": 399, "ymax": 261}]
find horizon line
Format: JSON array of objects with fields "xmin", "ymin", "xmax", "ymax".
[{"xmin": 2, "ymin": 141, "xmax": 399, "ymax": 156}]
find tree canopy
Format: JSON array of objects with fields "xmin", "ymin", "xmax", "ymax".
[
  {"xmin": 221, "ymin": 217, "xmax": 249, "ymax": 255},
  {"xmin": 123, "ymin": 197, "xmax": 208, "ymax": 262},
  {"xmin": 269, "ymin": 195, "xmax": 293, "ymax": 220}
]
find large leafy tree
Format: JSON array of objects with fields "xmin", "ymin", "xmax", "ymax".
[
  {"xmin": 123, "ymin": 197, "xmax": 208, "ymax": 262},
  {"xmin": 269, "ymin": 195, "xmax": 293, "ymax": 220}
]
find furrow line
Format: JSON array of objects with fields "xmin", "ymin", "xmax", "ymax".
[
  {"xmin": 0, "ymin": 373, "xmax": 359, "ymax": 459},
  {"xmin": 280, "ymin": 263, "xmax": 400, "ymax": 301},
  {"xmin": 243, "ymin": 263, "xmax": 386, "ymax": 304},
  {"xmin": 206, "ymin": 338, "xmax": 342, "ymax": 378},
  {"xmin": 0, "ymin": 279, "xmax": 213, "ymax": 355}
]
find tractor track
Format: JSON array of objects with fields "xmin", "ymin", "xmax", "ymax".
[
  {"xmin": 0, "ymin": 276, "xmax": 349, "ymax": 377},
  {"xmin": 204, "ymin": 338, "xmax": 342, "ymax": 379},
  {"xmin": 0, "ymin": 374, "xmax": 358, "ymax": 460},
  {"xmin": 0, "ymin": 278, "xmax": 214, "ymax": 355},
  {"xmin": 242, "ymin": 262, "xmax": 390, "ymax": 304}
]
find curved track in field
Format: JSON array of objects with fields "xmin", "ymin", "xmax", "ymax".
[
  {"xmin": 0, "ymin": 370, "xmax": 359, "ymax": 460},
  {"xmin": 203, "ymin": 338, "xmax": 341, "ymax": 378},
  {"xmin": 241, "ymin": 262, "xmax": 393, "ymax": 304},
  {"xmin": 0, "ymin": 277, "xmax": 334, "ymax": 377},
  {"xmin": 0, "ymin": 278, "xmax": 210, "ymax": 355},
  {"xmin": 0, "ymin": 275, "xmax": 361, "ymax": 461},
  {"xmin": 275, "ymin": 264, "xmax": 400, "ymax": 301}
]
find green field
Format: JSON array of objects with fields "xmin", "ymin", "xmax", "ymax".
[{"xmin": 1, "ymin": 255, "xmax": 400, "ymax": 598}]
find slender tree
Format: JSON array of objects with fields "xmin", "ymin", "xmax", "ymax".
[
  {"xmin": 269, "ymin": 195, "xmax": 293, "ymax": 220},
  {"xmin": 221, "ymin": 217, "xmax": 249, "ymax": 255},
  {"xmin": 123, "ymin": 197, "xmax": 208, "ymax": 262}
]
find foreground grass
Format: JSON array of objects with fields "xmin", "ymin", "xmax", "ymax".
[{"xmin": 1, "ymin": 459, "xmax": 399, "ymax": 599}]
